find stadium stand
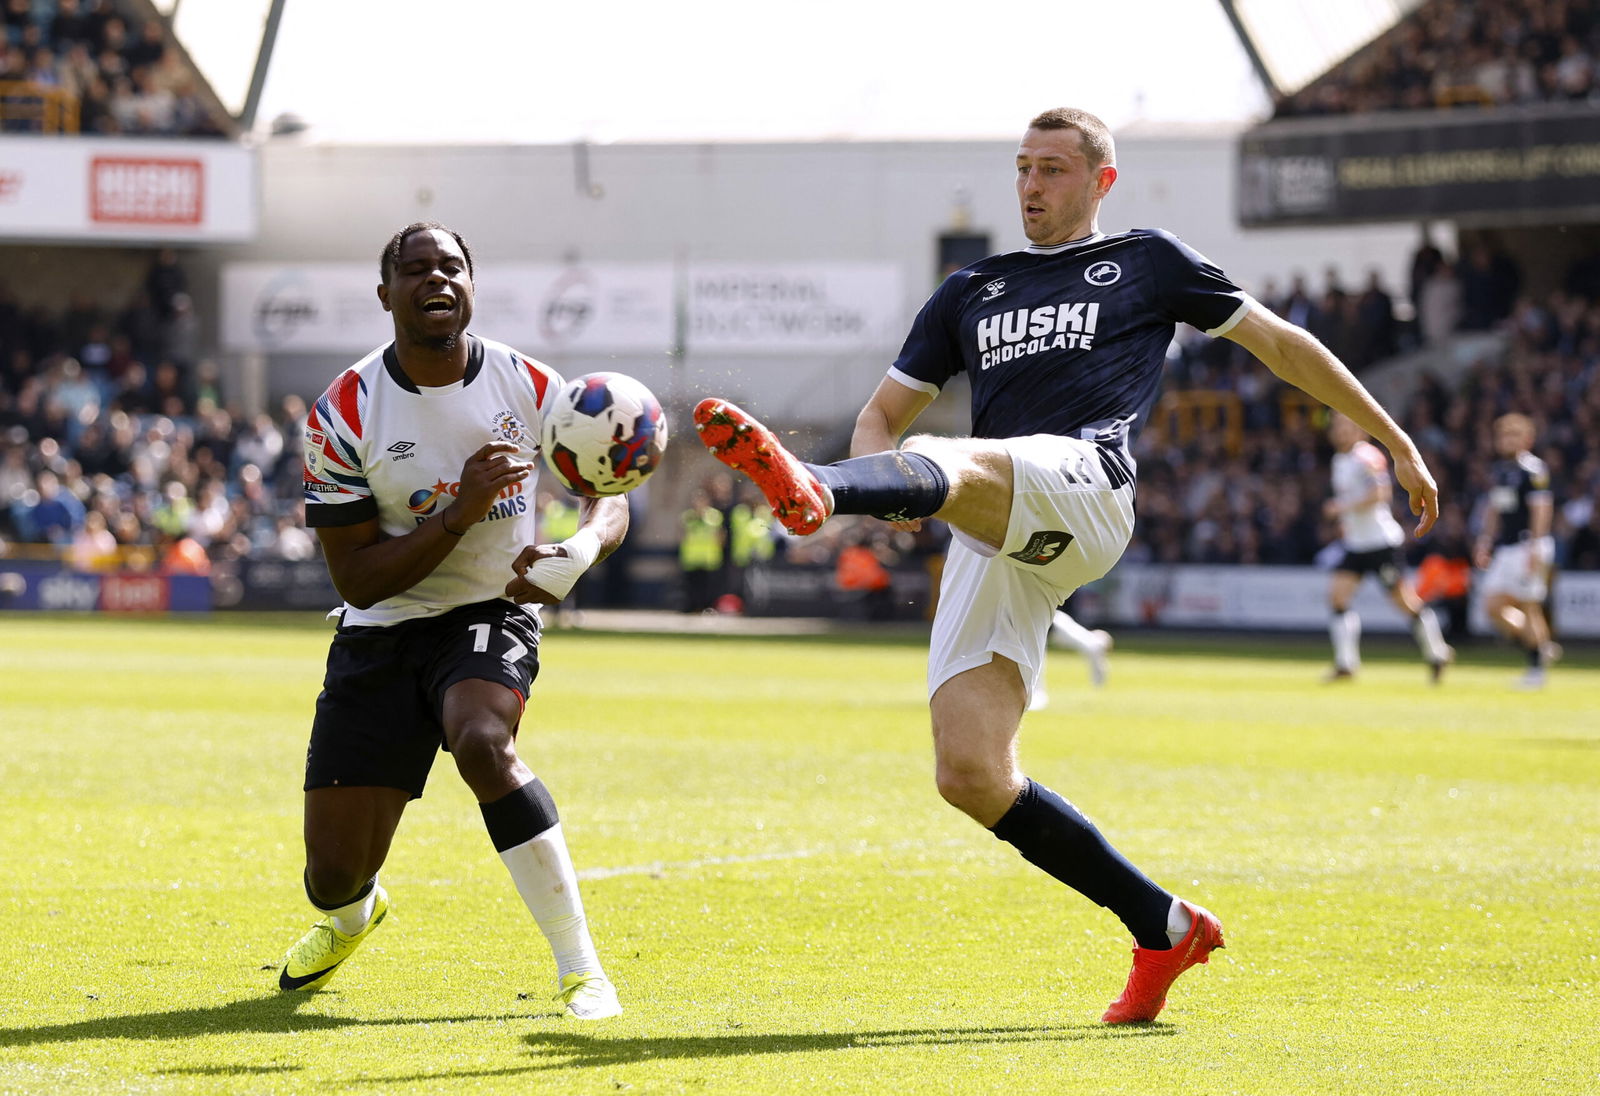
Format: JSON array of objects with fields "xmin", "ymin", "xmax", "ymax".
[
  {"xmin": 1273, "ymin": 0, "xmax": 1599, "ymax": 116},
  {"xmin": 0, "ymin": 0, "xmax": 227, "ymax": 136}
]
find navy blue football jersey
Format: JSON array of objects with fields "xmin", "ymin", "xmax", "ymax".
[
  {"xmin": 1487, "ymin": 451, "xmax": 1552, "ymax": 546},
  {"xmin": 889, "ymin": 228, "xmax": 1250, "ymax": 447}
]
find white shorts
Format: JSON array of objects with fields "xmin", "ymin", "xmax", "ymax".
[
  {"xmin": 1480, "ymin": 537, "xmax": 1554, "ymax": 602},
  {"xmin": 927, "ymin": 433, "xmax": 1135, "ymax": 701}
]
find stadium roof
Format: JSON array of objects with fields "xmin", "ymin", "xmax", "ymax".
[
  {"xmin": 150, "ymin": 0, "xmax": 282, "ymax": 126},
  {"xmin": 1219, "ymin": 0, "xmax": 1427, "ymax": 98}
]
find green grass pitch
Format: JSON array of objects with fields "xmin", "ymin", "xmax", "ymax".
[{"xmin": 0, "ymin": 614, "xmax": 1595, "ymax": 1095}]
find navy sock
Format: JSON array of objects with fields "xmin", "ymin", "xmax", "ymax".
[
  {"xmin": 805, "ymin": 451, "xmax": 949, "ymax": 522},
  {"xmin": 989, "ymin": 779, "xmax": 1174, "ymax": 950},
  {"xmin": 304, "ymin": 869, "xmax": 373, "ymax": 911},
  {"xmin": 480, "ymin": 778, "xmax": 560, "ymax": 852},
  {"xmin": 1527, "ymin": 643, "xmax": 1544, "ymax": 667}
]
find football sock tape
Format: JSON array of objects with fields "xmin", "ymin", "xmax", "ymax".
[
  {"xmin": 990, "ymin": 778, "xmax": 1175, "ymax": 951},
  {"xmin": 481, "ymin": 777, "xmax": 561, "ymax": 852},
  {"xmin": 806, "ymin": 451, "xmax": 949, "ymax": 523}
]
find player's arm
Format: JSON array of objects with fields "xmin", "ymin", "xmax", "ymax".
[
  {"xmin": 317, "ymin": 442, "xmax": 529, "ymax": 609},
  {"xmin": 505, "ymin": 494, "xmax": 628, "ymax": 605},
  {"xmin": 1225, "ymin": 307, "xmax": 1438, "ymax": 534},
  {"xmin": 851, "ymin": 376, "xmax": 936, "ymax": 457},
  {"xmin": 1474, "ymin": 499, "xmax": 1501, "ymax": 569}
]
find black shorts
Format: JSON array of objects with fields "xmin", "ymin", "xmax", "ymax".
[
  {"xmin": 1335, "ymin": 545, "xmax": 1404, "ymax": 590},
  {"xmin": 305, "ymin": 599, "xmax": 541, "ymax": 799}
]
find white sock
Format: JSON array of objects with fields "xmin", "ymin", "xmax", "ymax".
[
  {"xmin": 1330, "ymin": 610, "xmax": 1360, "ymax": 671},
  {"xmin": 326, "ymin": 883, "xmax": 377, "ymax": 936},
  {"xmin": 1413, "ymin": 607, "xmax": 1448, "ymax": 662},
  {"xmin": 1165, "ymin": 898, "xmax": 1193, "ymax": 948},
  {"xmin": 1050, "ymin": 610, "xmax": 1098, "ymax": 654},
  {"xmin": 499, "ymin": 822, "xmax": 603, "ymax": 980}
]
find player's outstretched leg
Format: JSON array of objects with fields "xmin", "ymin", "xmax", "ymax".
[
  {"xmin": 1101, "ymin": 900, "xmax": 1226, "ymax": 1024},
  {"xmin": 694, "ymin": 398, "xmax": 952, "ymax": 536},
  {"xmin": 694, "ymin": 399, "xmax": 832, "ymax": 535},
  {"xmin": 279, "ymin": 877, "xmax": 390, "ymax": 991}
]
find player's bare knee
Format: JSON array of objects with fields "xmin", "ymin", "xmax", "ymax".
[
  {"xmin": 303, "ymin": 858, "xmax": 371, "ymax": 908},
  {"xmin": 933, "ymin": 756, "xmax": 1010, "ymax": 820},
  {"xmin": 448, "ymin": 720, "xmax": 518, "ymax": 786}
]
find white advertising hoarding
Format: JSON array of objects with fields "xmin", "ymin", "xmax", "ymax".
[
  {"xmin": 689, "ymin": 263, "xmax": 906, "ymax": 352},
  {"xmin": 0, "ymin": 136, "xmax": 256, "ymax": 242},
  {"xmin": 222, "ymin": 262, "xmax": 676, "ymax": 355},
  {"xmin": 1094, "ymin": 564, "xmax": 1600, "ymax": 638}
]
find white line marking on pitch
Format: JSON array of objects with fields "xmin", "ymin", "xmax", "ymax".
[{"xmin": 576, "ymin": 838, "xmax": 967, "ymax": 882}]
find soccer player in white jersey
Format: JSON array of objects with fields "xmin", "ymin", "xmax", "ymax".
[
  {"xmin": 278, "ymin": 223, "xmax": 628, "ymax": 1019},
  {"xmin": 1475, "ymin": 413, "xmax": 1558, "ymax": 688},
  {"xmin": 694, "ymin": 108, "xmax": 1439, "ymax": 1024},
  {"xmin": 1323, "ymin": 412, "xmax": 1453, "ymax": 683}
]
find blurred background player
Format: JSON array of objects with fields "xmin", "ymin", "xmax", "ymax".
[
  {"xmin": 1475, "ymin": 413, "xmax": 1558, "ymax": 688},
  {"xmin": 1029, "ymin": 606, "xmax": 1113, "ymax": 710},
  {"xmin": 696, "ymin": 107, "xmax": 1440, "ymax": 1025},
  {"xmin": 283, "ymin": 223, "xmax": 627, "ymax": 1018},
  {"xmin": 1323, "ymin": 412, "xmax": 1452, "ymax": 682}
]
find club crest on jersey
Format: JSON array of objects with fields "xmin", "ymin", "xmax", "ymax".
[
  {"xmin": 1085, "ymin": 261, "xmax": 1121, "ymax": 286},
  {"xmin": 976, "ymin": 301, "xmax": 1100, "ymax": 370},
  {"xmin": 303, "ymin": 427, "xmax": 326, "ymax": 475},
  {"xmin": 491, "ymin": 410, "xmax": 528, "ymax": 445},
  {"xmin": 981, "ymin": 279, "xmax": 1007, "ymax": 301},
  {"xmin": 1007, "ymin": 530, "xmax": 1075, "ymax": 566}
]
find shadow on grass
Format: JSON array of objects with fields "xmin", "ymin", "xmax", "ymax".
[
  {"xmin": 0, "ymin": 993, "xmax": 509, "ymax": 1048},
  {"xmin": 345, "ymin": 1023, "xmax": 1175, "ymax": 1083}
]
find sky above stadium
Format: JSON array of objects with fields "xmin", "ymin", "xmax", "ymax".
[{"xmin": 184, "ymin": 0, "xmax": 1276, "ymax": 144}]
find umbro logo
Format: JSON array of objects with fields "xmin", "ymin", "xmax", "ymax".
[
  {"xmin": 1085, "ymin": 261, "xmax": 1121, "ymax": 286},
  {"xmin": 981, "ymin": 279, "xmax": 1007, "ymax": 301},
  {"xmin": 388, "ymin": 440, "xmax": 418, "ymax": 461}
]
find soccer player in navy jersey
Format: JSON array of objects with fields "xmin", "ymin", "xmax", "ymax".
[
  {"xmin": 696, "ymin": 107, "xmax": 1439, "ymax": 1024},
  {"xmin": 1475, "ymin": 413, "xmax": 1558, "ymax": 688}
]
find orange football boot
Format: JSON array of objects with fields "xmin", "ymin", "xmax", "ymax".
[
  {"xmin": 693, "ymin": 398, "xmax": 831, "ymax": 535},
  {"xmin": 1101, "ymin": 901, "xmax": 1225, "ymax": 1023}
]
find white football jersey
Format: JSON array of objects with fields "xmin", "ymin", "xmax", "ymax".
[
  {"xmin": 1330, "ymin": 440, "xmax": 1403, "ymax": 551},
  {"xmin": 302, "ymin": 334, "xmax": 563, "ymax": 626}
]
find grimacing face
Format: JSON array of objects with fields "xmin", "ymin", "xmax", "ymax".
[
  {"xmin": 1015, "ymin": 126, "xmax": 1115, "ymax": 246},
  {"xmin": 379, "ymin": 228, "xmax": 474, "ymax": 349}
]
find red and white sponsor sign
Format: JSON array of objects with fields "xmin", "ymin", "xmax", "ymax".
[
  {"xmin": 0, "ymin": 135, "xmax": 254, "ymax": 241},
  {"xmin": 99, "ymin": 574, "xmax": 170, "ymax": 613},
  {"xmin": 91, "ymin": 156, "xmax": 204, "ymax": 225}
]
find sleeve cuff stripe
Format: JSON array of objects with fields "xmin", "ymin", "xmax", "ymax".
[
  {"xmin": 305, "ymin": 498, "xmax": 379, "ymax": 528},
  {"xmin": 887, "ymin": 366, "xmax": 941, "ymax": 398},
  {"xmin": 1205, "ymin": 295, "xmax": 1255, "ymax": 338}
]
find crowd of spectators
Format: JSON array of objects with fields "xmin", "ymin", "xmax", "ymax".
[
  {"xmin": 1274, "ymin": 0, "xmax": 1600, "ymax": 117},
  {"xmin": 3, "ymin": 239, "xmax": 1597, "ymax": 619},
  {"xmin": 0, "ymin": 0, "xmax": 226, "ymax": 137},
  {"xmin": 1128, "ymin": 245, "xmax": 1600, "ymax": 575},
  {"xmin": 0, "ymin": 251, "xmax": 310, "ymax": 573}
]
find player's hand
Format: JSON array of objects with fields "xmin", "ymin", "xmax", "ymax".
[
  {"xmin": 1473, "ymin": 541, "xmax": 1492, "ymax": 570},
  {"xmin": 887, "ymin": 518, "xmax": 923, "ymax": 533},
  {"xmin": 505, "ymin": 543, "xmax": 570, "ymax": 604},
  {"xmin": 445, "ymin": 442, "xmax": 530, "ymax": 530},
  {"xmin": 1391, "ymin": 450, "xmax": 1438, "ymax": 536}
]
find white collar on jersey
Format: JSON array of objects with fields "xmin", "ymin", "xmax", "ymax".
[{"xmin": 1024, "ymin": 231, "xmax": 1106, "ymax": 255}]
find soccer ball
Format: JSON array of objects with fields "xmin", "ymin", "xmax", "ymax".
[{"xmin": 541, "ymin": 372, "xmax": 669, "ymax": 497}]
